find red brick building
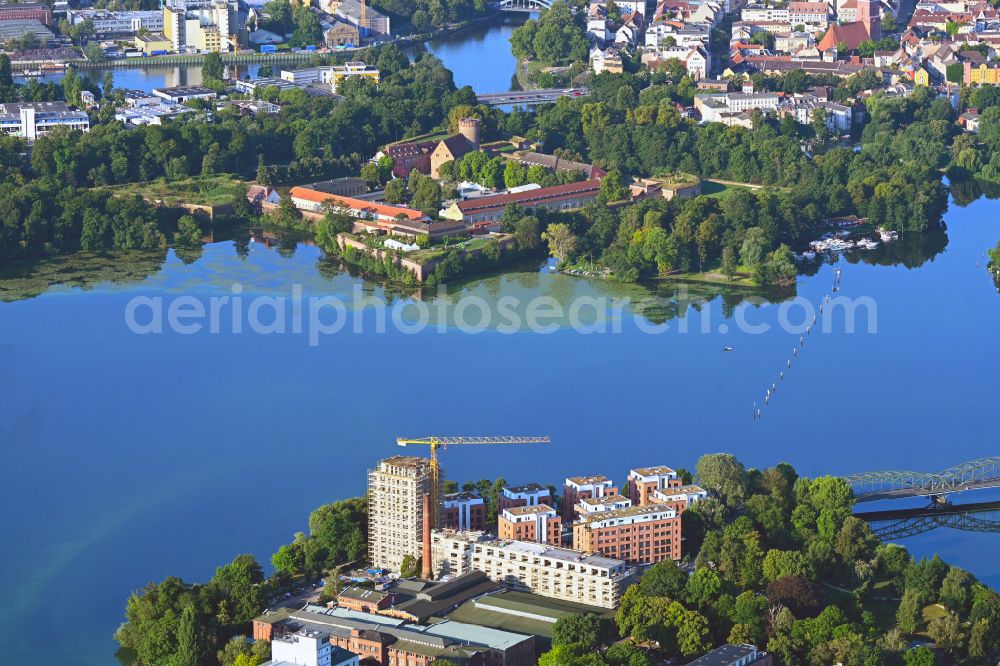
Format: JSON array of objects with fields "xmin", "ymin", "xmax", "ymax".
[
  {"xmin": 627, "ymin": 466, "xmax": 682, "ymax": 506},
  {"xmin": 498, "ymin": 483, "xmax": 552, "ymax": 512},
  {"xmin": 441, "ymin": 491, "xmax": 487, "ymax": 532},
  {"xmin": 572, "ymin": 504, "xmax": 682, "ymax": 565},
  {"xmin": 337, "ymin": 586, "xmax": 396, "ymax": 613},
  {"xmin": 562, "ymin": 475, "xmax": 617, "ymax": 522},
  {"xmin": 0, "ymin": 2, "xmax": 52, "ymax": 24},
  {"xmin": 498, "ymin": 505, "xmax": 561, "ymax": 545}
]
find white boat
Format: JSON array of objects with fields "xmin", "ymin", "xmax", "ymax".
[{"xmin": 803, "ymin": 251, "xmax": 816, "ymax": 260}]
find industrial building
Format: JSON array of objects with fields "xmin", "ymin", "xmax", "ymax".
[
  {"xmin": 67, "ymin": 9, "xmax": 164, "ymax": 35},
  {"xmin": 368, "ymin": 456, "xmax": 433, "ymax": 572},
  {"xmin": 431, "ymin": 530, "xmax": 636, "ymax": 609}
]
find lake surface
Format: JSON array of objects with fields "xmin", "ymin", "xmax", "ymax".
[{"xmin": 2, "ymin": 187, "xmax": 1000, "ymax": 665}]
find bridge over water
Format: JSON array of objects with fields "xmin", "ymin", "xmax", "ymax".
[
  {"xmin": 475, "ymin": 87, "xmax": 589, "ymax": 106},
  {"xmin": 856, "ymin": 500, "xmax": 1000, "ymax": 540},
  {"xmin": 844, "ymin": 456, "xmax": 1000, "ymax": 502},
  {"xmin": 498, "ymin": 0, "xmax": 553, "ymax": 11}
]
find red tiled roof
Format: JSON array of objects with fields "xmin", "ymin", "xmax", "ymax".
[
  {"xmin": 289, "ymin": 187, "xmax": 428, "ymax": 221},
  {"xmin": 818, "ymin": 21, "xmax": 871, "ymax": 51}
]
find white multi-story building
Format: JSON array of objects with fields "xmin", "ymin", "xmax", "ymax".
[
  {"xmin": 431, "ymin": 530, "xmax": 636, "ymax": 609},
  {"xmin": 787, "ymin": 1, "xmax": 830, "ymax": 27},
  {"xmin": 0, "ymin": 102, "xmax": 89, "ymax": 140},
  {"xmin": 67, "ymin": 9, "xmax": 163, "ymax": 34},
  {"xmin": 268, "ymin": 628, "xmax": 359, "ymax": 666},
  {"xmin": 368, "ymin": 456, "xmax": 433, "ymax": 572},
  {"xmin": 741, "ymin": 4, "xmax": 790, "ymax": 22},
  {"xmin": 162, "ymin": 0, "xmax": 238, "ymax": 52},
  {"xmin": 695, "ymin": 91, "xmax": 782, "ymax": 122}
]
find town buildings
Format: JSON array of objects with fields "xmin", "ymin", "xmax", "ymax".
[
  {"xmin": 67, "ymin": 9, "xmax": 164, "ymax": 35},
  {"xmin": 0, "ymin": 101, "xmax": 90, "ymax": 140},
  {"xmin": 162, "ymin": 0, "xmax": 239, "ymax": 52},
  {"xmin": 152, "ymin": 85, "xmax": 219, "ymax": 103},
  {"xmin": 441, "ymin": 491, "xmax": 487, "ymax": 532},
  {"xmin": 498, "ymin": 483, "xmax": 552, "ymax": 511},
  {"xmin": 440, "ymin": 179, "xmax": 602, "ymax": 230},
  {"xmin": 268, "ymin": 628, "xmax": 359, "ymax": 666},
  {"xmin": 0, "ymin": 19, "xmax": 54, "ymax": 45},
  {"xmin": 368, "ymin": 456, "xmax": 433, "ymax": 572},
  {"xmin": 572, "ymin": 502, "xmax": 683, "ymax": 564},
  {"xmin": 430, "ymin": 119, "xmax": 480, "ymax": 178},
  {"xmin": 0, "ymin": 2, "xmax": 51, "ymax": 25},
  {"xmin": 686, "ymin": 643, "xmax": 774, "ymax": 666},
  {"xmin": 497, "ymin": 505, "xmax": 561, "ymax": 545},
  {"xmin": 562, "ymin": 475, "xmax": 617, "ymax": 522},
  {"xmin": 280, "ymin": 62, "xmax": 380, "ymax": 93},
  {"xmin": 320, "ymin": 0, "xmax": 390, "ymax": 36},
  {"xmin": 431, "ymin": 530, "xmax": 637, "ymax": 608},
  {"xmin": 336, "ymin": 586, "xmax": 396, "ymax": 614}
]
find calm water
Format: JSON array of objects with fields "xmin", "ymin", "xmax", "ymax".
[
  {"xmin": 24, "ymin": 14, "xmax": 527, "ymax": 93},
  {"xmin": 2, "ymin": 190, "xmax": 1000, "ymax": 664}
]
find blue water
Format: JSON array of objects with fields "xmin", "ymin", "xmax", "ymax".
[{"xmin": 2, "ymin": 192, "xmax": 1000, "ymax": 664}]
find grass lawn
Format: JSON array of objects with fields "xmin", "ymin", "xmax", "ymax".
[
  {"xmin": 103, "ymin": 174, "xmax": 249, "ymax": 208},
  {"xmin": 701, "ymin": 180, "xmax": 749, "ymax": 198},
  {"xmin": 664, "ymin": 262, "xmax": 758, "ymax": 288},
  {"xmin": 922, "ymin": 603, "xmax": 948, "ymax": 624}
]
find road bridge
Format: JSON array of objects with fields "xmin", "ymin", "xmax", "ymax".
[
  {"xmin": 844, "ymin": 456, "xmax": 1000, "ymax": 502},
  {"xmin": 856, "ymin": 501, "xmax": 1000, "ymax": 540},
  {"xmin": 475, "ymin": 87, "xmax": 588, "ymax": 106},
  {"xmin": 499, "ymin": 0, "xmax": 553, "ymax": 11}
]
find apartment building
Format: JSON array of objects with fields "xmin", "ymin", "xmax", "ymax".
[
  {"xmin": 498, "ymin": 505, "xmax": 561, "ymax": 545},
  {"xmin": 67, "ymin": 9, "xmax": 164, "ymax": 35},
  {"xmin": 280, "ymin": 62, "xmax": 380, "ymax": 93},
  {"xmin": 269, "ymin": 628, "xmax": 359, "ymax": 666},
  {"xmin": 562, "ymin": 475, "xmax": 617, "ymax": 522},
  {"xmin": 0, "ymin": 102, "xmax": 89, "ymax": 140},
  {"xmin": 498, "ymin": 483, "xmax": 552, "ymax": 511},
  {"xmin": 650, "ymin": 485, "xmax": 709, "ymax": 512},
  {"xmin": 431, "ymin": 530, "xmax": 637, "ymax": 608},
  {"xmin": 162, "ymin": 0, "xmax": 238, "ymax": 52},
  {"xmin": 787, "ymin": 1, "xmax": 830, "ymax": 27},
  {"xmin": 694, "ymin": 91, "xmax": 781, "ymax": 123},
  {"xmin": 627, "ymin": 466, "xmax": 682, "ymax": 506},
  {"xmin": 368, "ymin": 456, "xmax": 433, "ymax": 572},
  {"xmin": 741, "ymin": 4, "xmax": 789, "ymax": 22},
  {"xmin": 441, "ymin": 491, "xmax": 486, "ymax": 532},
  {"xmin": 575, "ymin": 494, "xmax": 632, "ymax": 517},
  {"xmin": 572, "ymin": 503, "xmax": 683, "ymax": 565}
]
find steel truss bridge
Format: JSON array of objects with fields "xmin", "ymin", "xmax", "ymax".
[
  {"xmin": 475, "ymin": 87, "xmax": 589, "ymax": 106},
  {"xmin": 499, "ymin": 0, "xmax": 553, "ymax": 10},
  {"xmin": 844, "ymin": 456, "xmax": 1000, "ymax": 502},
  {"xmin": 856, "ymin": 501, "xmax": 1000, "ymax": 540}
]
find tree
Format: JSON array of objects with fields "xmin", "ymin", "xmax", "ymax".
[
  {"xmin": 552, "ymin": 613, "xmax": 603, "ymax": 650},
  {"xmin": 541, "ymin": 222, "xmax": 578, "ymax": 262},
  {"xmin": 685, "ymin": 567, "xmax": 721, "ymax": 609},
  {"xmin": 721, "ymin": 244, "xmax": 738, "ymax": 281},
  {"xmin": 766, "ymin": 576, "xmax": 820, "ymax": 618},
  {"xmin": 384, "ymin": 178, "xmax": 407, "ymax": 203},
  {"xmin": 174, "ymin": 215, "xmax": 202, "ymax": 248},
  {"xmin": 538, "ymin": 643, "xmax": 605, "ymax": 666},
  {"xmin": 175, "ymin": 603, "xmax": 206, "ymax": 666},
  {"xmin": 676, "ymin": 610, "xmax": 712, "ymax": 657},
  {"xmin": 211, "ymin": 554, "xmax": 265, "ymax": 624},
  {"xmin": 927, "ymin": 611, "xmax": 964, "ymax": 654},
  {"xmin": 202, "ymin": 52, "xmax": 224, "ymax": 82},
  {"xmin": 939, "ymin": 567, "xmax": 973, "ymax": 615},
  {"xmin": 605, "ymin": 642, "xmax": 652, "ymax": 666},
  {"xmin": 410, "ymin": 174, "xmax": 442, "ymax": 216},
  {"xmin": 599, "ymin": 169, "xmax": 630, "ymax": 203},
  {"xmin": 740, "ymin": 227, "xmax": 768, "ymax": 271},
  {"xmin": 639, "ymin": 559, "xmax": 688, "ymax": 599},
  {"xmin": 0, "ymin": 54, "xmax": 12, "ymax": 87},
  {"xmin": 902, "ymin": 646, "xmax": 935, "ymax": 666},
  {"xmin": 400, "ymin": 554, "xmax": 420, "ymax": 578},
  {"xmin": 896, "ymin": 589, "xmax": 922, "ymax": 634},
  {"xmin": 695, "ymin": 453, "xmax": 748, "ymax": 506},
  {"xmin": 834, "ymin": 516, "xmax": 879, "ymax": 563}
]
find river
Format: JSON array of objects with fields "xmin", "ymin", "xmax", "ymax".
[
  {"xmin": 23, "ymin": 14, "xmax": 528, "ymax": 93},
  {"xmin": 3, "ymin": 20, "xmax": 1000, "ymax": 666}
]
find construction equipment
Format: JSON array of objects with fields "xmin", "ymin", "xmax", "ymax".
[{"xmin": 396, "ymin": 436, "xmax": 551, "ymax": 528}]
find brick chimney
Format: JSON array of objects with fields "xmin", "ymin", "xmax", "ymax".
[{"xmin": 421, "ymin": 492, "xmax": 432, "ymax": 580}]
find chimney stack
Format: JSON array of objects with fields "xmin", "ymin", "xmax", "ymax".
[{"xmin": 421, "ymin": 492, "xmax": 433, "ymax": 580}]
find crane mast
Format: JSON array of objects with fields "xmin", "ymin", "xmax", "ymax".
[{"xmin": 396, "ymin": 436, "xmax": 550, "ymax": 529}]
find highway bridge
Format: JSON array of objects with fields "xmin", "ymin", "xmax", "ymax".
[
  {"xmin": 844, "ymin": 456, "xmax": 1000, "ymax": 502},
  {"xmin": 856, "ymin": 500, "xmax": 1000, "ymax": 540},
  {"xmin": 475, "ymin": 88, "xmax": 589, "ymax": 106}
]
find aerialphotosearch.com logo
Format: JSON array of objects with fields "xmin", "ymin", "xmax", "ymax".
[{"xmin": 124, "ymin": 283, "xmax": 878, "ymax": 346}]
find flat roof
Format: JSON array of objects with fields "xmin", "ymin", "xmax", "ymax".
[
  {"xmin": 566, "ymin": 475, "xmax": 612, "ymax": 485},
  {"xmin": 504, "ymin": 483, "xmax": 548, "ymax": 494},
  {"xmin": 152, "ymin": 85, "xmax": 216, "ymax": 95},
  {"xmin": 421, "ymin": 619, "xmax": 531, "ymax": 650},
  {"xmin": 578, "ymin": 503, "xmax": 677, "ymax": 525},
  {"xmin": 685, "ymin": 643, "xmax": 760, "ymax": 665},
  {"xmin": 504, "ymin": 504, "xmax": 556, "ymax": 516},
  {"xmin": 578, "ymin": 494, "xmax": 630, "ymax": 506},
  {"xmin": 489, "ymin": 539, "xmax": 625, "ymax": 569},
  {"xmin": 631, "ymin": 466, "xmax": 676, "ymax": 477}
]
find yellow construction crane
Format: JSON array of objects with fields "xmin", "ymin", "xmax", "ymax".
[{"xmin": 396, "ymin": 436, "xmax": 550, "ymax": 528}]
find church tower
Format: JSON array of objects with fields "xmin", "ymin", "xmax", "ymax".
[{"xmin": 857, "ymin": 0, "xmax": 881, "ymax": 41}]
